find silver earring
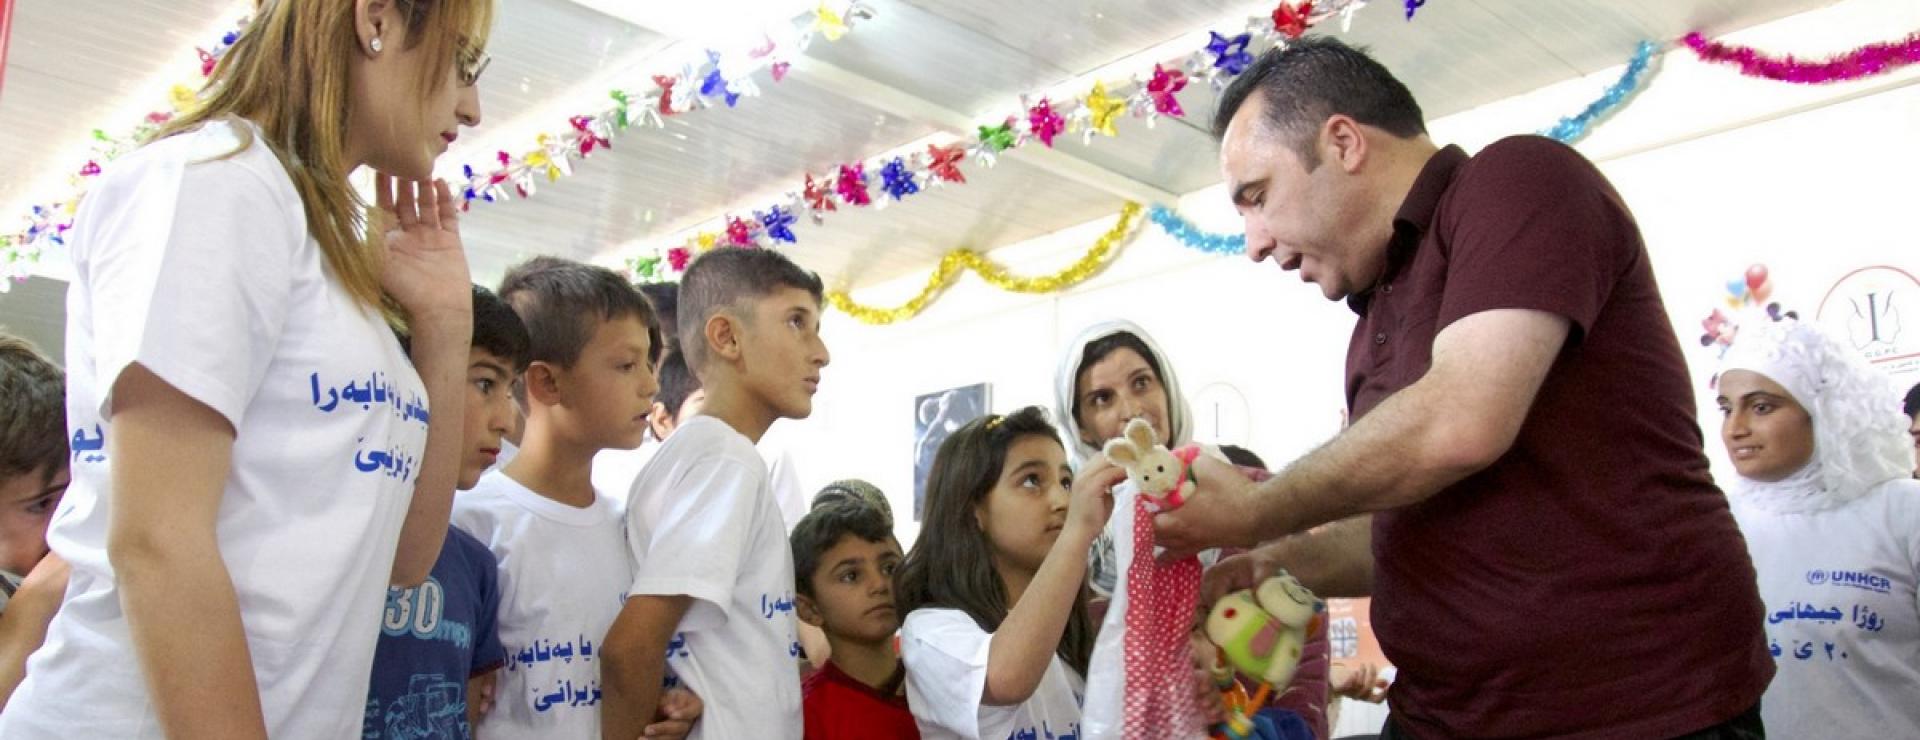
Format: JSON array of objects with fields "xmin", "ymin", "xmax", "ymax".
[{"xmin": 370, "ymin": 37, "xmax": 383, "ymax": 53}]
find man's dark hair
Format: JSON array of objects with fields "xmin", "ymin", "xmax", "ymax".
[
  {"xmin": 653, "ymin": 349, "xmax": 702, "ymax": 420},
  {"xmin": 790, "ymin": 500, "xmax": 894, "ymax": 598},
  {"xmin": 1904, "ymin": 381, "xmax": 1920, "ymax": 418},
  {"xmin": 1213, "ymin": 36, "xmax": 1427, "ymax": 168},
  {"xmin": 497, "ymin": 256, "xmax": 660, "ymax": 368},
  {"xmin": 676, "ymin": 248, "xmax": 824, "ymax": 374},
  {"xmin": 0, "ymin": 333, "xmax": 66, "ymax": 483},
  {"xmin": 1219, "ymin": 444, "xmax": 1268, "ymax": 470},
  {"xmin": 637, "ymin": 282, "xmax": 680, "ymax": 353}
]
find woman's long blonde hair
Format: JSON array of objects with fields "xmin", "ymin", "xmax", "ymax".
[{"xmin": 157, "ymin": 0, "xmax": 492, "ymax": 312}]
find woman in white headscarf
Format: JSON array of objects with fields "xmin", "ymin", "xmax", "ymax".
[
  {"xmin": 1714, "ymin": 318, "xmax": 1920, "ymax": 738},
  {"xmin": 1053, "ymin": 320, "xmax": 1330, "ymax": 739},
  {"xmin": 1052, "ymin": 320, "xmax": 1198, "ymax": 597}
]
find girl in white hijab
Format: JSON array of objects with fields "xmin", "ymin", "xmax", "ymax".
[{"xmin": 1715, "ymin": 318, "xmax": 1920, "ymax": 738}]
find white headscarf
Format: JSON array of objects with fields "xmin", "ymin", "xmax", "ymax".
[
  {"xmin": 1719, "ymin": 318, "xmax": 1913, "ymax": 513},
  {"xmin": 1052, "ymin": 319, "xmax": 1195, "ymax": 470},
  {"xmin": 1053, "ymin": 319, "xmax": 1200, "ymax": 597}
]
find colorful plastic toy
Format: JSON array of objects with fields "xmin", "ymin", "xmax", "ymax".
[{"xmin": 1204, "ymin": 573, "xmax": 1324, "ymax": 740}]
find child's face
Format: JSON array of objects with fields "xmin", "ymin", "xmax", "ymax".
[
  {"xmin": 801, "ymin": 534, "xmax": 904, "ymax": 644},
  {"xmin": 0, "ymin": 464, "xmax": 67, "ymax": 576},
  {"xmin": 649, "ymin": 388, "xmax": 709, "ymax": 442},
  {"xmin": 975, "ymin": 435, "xmax": 1074, "ymax": 579},
  {"xmin": 676, "ymin": 389, "xmax": 708, "ymax": 424},
  {"xmin": 739, "ymin": 287, "xmax": 829, "ymax": 421},
  {"xmin": 1908, "ymin": 412, "xmax": 1919, "ymax": 477},
  {"xmin": 1076, "ymin": 347, "xmax": 1170, "ymax": 448},
  {"xmin": 553, "ymin": 314, "xmax": 658, "ymax": 450},
  {"xmin": 459, "ymin": 349, "xmax": 518, "ymax": 490}
]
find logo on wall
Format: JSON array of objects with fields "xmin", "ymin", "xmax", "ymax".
[
  {"xmin": 1817, "ymin": 265, "xmax": 1920, "ymax": 378},
  {"xmin": 1191, "ymin": 381, "xmax": 1251, "ymax": 445}
]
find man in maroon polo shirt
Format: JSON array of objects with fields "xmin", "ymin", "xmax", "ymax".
[{"xmin": 1156, "ymin": 39, "xmax": 1773, "ymax": 738}]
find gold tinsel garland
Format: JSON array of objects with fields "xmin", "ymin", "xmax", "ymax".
[{"xmin": 827, "ymin": 202, "xmax": 1143, "ymax": 325}]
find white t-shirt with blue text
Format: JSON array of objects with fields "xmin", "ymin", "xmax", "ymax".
[
  {"xmin": 0, "ymin": 119, "xmax": 428, "ymax": 739},
  {"xmin": 626, "ymin": 415, "xmax": 802, "ymax": 739},
  {"xmin": 1734, "ymin": 478, "xmax": 1920, "ymax": 738},
  {"xmin": 902, "ymin": 608, "xmax": 1087, "ymax": 740},
  {"xmin": 453, "ymin": 472, "xmax": 631, "ymax": 740}
]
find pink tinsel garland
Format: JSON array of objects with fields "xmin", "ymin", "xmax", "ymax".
[{"xmin": 1683, "ymin": 30, "xmax": 1920, "ymax": 84}]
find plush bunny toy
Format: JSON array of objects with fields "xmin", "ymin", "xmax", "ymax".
[
  {"xmin": 1102, "ymin": 417, "xmax": 1201, "ymax": 510},
  {"xmin": 1090, "ymin": 417, "xmax": 1211, "ymax": 737}
]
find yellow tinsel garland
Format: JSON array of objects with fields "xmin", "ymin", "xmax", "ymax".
[{"xmin": 827, "ymin": 202, "xmax": 1142, "ymax": 325}]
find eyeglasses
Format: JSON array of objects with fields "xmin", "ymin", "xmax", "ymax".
[{"xmin": 458, "ymin": 46, "xmax": 490, "ymax": 87}]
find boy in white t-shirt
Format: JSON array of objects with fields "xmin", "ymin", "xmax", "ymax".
[
  {"xmin": 451, "ymin": 258, "xmax": 699, "ymax": 740},
  {"xmin": 0, "ymin": 336, "xmax": 68, "ymax": 706},
  {"xmin": 603, "ymin": 248, "xmax": 832, "ymax": 740},
  {"xmin": 587, "ymin": 281, "xmax": 683, "ymax": 500}
]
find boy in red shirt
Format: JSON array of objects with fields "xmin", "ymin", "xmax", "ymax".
[{"xmin": 790, "ymin": 487, "xmax": 918, "ymax": 739}]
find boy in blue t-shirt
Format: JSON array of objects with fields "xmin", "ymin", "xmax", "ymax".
[{"xmin": 363, "ymin": 285, "xmax": 531, "ymax": 739}]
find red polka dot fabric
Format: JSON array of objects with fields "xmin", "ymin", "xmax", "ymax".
[{"xmin": 1121, "ymin": 494, "xmax": 1207, "ymax": 738}]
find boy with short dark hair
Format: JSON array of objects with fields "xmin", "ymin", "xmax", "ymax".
[
  {"xmin": 646, "ymin": 350, "xmax": 705, "ymax": 443},
  {"xmin": 591, "ymin": 347, "xmax": 703, "ymax": 498},
  {"xmin": 0, "ymin": 334, "xmax": 66, "ymax": 593},
  {"xmin": 637, "ymin": 282, "xmax": 681, "ymax": 361},
  {"xmin": 1904, "ymin": 382, "xmax": 1919, "ymax": 478},
  {"xmin": 455, "ymin": 258, "xmax": 697, "ymax": 739},
  {"xmin": 790, "ymin": 497, "xmax": 917, "ymax": 739},
  {"xmin": 0, "ymin": 334, "xmax": 68, "ymax": 705},
  {"xmin": 589, "ymin": 281, "xmax": 681, "ymax": 498},
  {"xmin": 603, "ymin": 248, "xmax": 831, "ymax": 740},
  {"xmin": 365, "ymin": 285, "xmax": 529, "ymax": 739}
]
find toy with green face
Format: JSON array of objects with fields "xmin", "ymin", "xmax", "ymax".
[
  {"xmin": 1256, "ymin": 573, "xmax": 1321, "ymax": 630},
  {"xmin": 1204, "ymin": 574, "xmax": 1323, "ymax": 687}
]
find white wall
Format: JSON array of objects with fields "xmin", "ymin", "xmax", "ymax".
[
  {"xmin": 767, "ymin": 0, "xmax": 1920, "ymax": 546},
  {"xmin": 765, "ymin": 207, "xmax": 1361, "ymax": 545}
]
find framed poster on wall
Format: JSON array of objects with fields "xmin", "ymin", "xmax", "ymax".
[{"xmin": 912, "ymin": 383, "xmax": 990, "ymax": 522}]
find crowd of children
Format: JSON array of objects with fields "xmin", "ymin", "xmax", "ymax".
[
  {"xmin": 0, "ymin": 232, "xmax": 1308, "ymax": 739},
  {"xmin": 1, "ymin": 3, "xmax": 1917, "ymax": 738}
]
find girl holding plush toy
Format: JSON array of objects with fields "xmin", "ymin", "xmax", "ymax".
[{"xmin": 893, "ymin": 407, "xmax": 1123, "ymax": 739}]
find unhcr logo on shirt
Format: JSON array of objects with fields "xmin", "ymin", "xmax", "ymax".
[{"xmin": 1808, "ymin": 569, "xmax": 1892, "ymax": 594}]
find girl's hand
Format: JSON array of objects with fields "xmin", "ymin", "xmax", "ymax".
[
  {"xmin": 376, "ymin": 175, "xmax": 472, "ymax": 327},
  {"xmin": 1332, "ymin": 662, "xmax": 1388, "ymax": 703},
  {"xmin": 1189, "ymin": 630, "xmax": 1228, "ymax": 724},
  {"xmin": 1066, "ymin": 461, "xmax": 1125, "ymax": 543}
]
